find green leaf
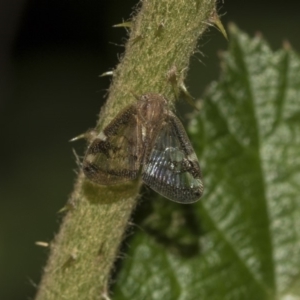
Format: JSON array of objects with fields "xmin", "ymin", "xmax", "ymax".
[{"xmin": 112, "ymin": 25, "xmax": 300, "ymax": 300}]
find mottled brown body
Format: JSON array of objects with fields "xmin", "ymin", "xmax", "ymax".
[{"xmin": 83, "ymin": 94, "xmax": 203, "ymax": 203}]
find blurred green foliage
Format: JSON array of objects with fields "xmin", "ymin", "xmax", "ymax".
[{"xmin": 112, "ymin": 25, "xmax": 300, "ymax": 299}]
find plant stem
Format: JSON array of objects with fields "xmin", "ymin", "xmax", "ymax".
[{"xmin": 35, "ymin": 0, "xmax": 217, "ymax": 299}]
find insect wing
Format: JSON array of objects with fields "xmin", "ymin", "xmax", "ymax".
[
  {"xmin": 142, "ymin": 113, "xmax": 203, "ymax": 203},
  {"xmin": 83, "ymin": 105, "xmax": 142, "ymax": 185}
]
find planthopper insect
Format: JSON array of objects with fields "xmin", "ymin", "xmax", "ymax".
[{"xmin": 83, "ymin": 93, "xmax": 203, "ymax": 203}]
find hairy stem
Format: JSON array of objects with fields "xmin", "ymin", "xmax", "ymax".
[{"xmin": 35, "ymin": 0, "xmax": 217, "ymax": 299}]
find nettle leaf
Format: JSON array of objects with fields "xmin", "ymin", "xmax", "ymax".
[{"xmin": 112, "ymin": 25, "xmax": 300, "ymax": 300}]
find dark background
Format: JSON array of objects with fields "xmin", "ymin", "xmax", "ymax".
[{"xmin": 0, "ymin": 0, "xmax": 299, "ymax": 299}]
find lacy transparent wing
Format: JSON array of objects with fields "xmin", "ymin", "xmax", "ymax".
[
  {"xmin": 83, "ymin": 104, "xmax": 142, "ymax": 185},
  {"xmin": 142, "ymin": 113, "xmax": 203, "ymax": 203}
]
